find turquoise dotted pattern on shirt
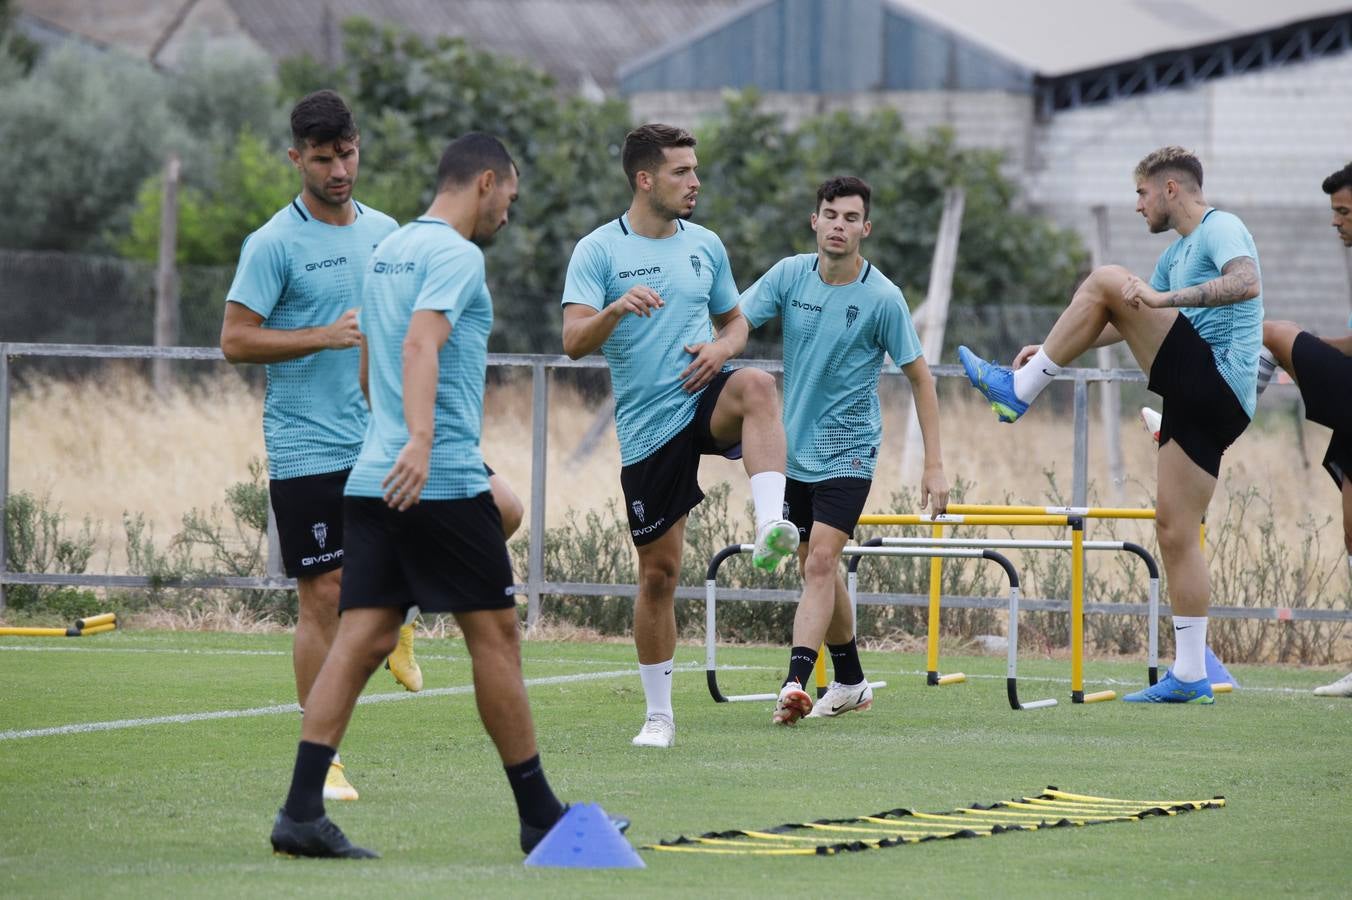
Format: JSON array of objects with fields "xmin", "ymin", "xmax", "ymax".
[
  {"xmin": 225, "ymin": 197, "xmax": 398, "ymax": 479},
  {"xmin": 1149, "ymin": 208, "xmax": 1264, "ymax": 416},
  {"xmin": 740, "ymin": 253, "xmax": 923, "ymax": 482},
  {"xmin": 562, "ymin": 215, "xmax": 740, "ymax": 466},
  {"xmin": 344, "ymin": 217, "xmax": 493, "ymax": 502}
]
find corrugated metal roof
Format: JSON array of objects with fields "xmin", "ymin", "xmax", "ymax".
[
  {"xmin": 18, "ymin": 0, "xmax": 752, "ymax": 90},
  {"xmin": 886, "ymin": 0, "xmax": 1352, "ymax": 76}
]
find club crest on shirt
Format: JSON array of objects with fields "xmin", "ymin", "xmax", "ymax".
[
  {"xmin": 846, "ymin": 305, "xmax": 859, "ymax": 328},
  {"xmin": 689, "ymin": 255, "xmax": 701, "ymax": 277},
  {"xmin": 631, "ymin": 500, "xmax": 646, "ymax": 524},
  {"xmin": 312, "ymin": 521, "xmax": 328, "ymax": 549}
]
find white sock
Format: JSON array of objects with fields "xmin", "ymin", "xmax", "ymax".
[
  {"xmin": 1012, "ymin": 348, "xmax": 1060, "ymax": 404},
  {"xmin": 1255, "ymin": 347, "xmax": 1279, "ymax": 396},
  {"xmin": 638, "ymin": 659, "xmax": 674, "ymax": 719},
  {"xmin": 1171, "ymin": 616, "xmax": 1208, "ymax": 682},
  {"xmin": 749, "ymin": 471, "xmax": 787, "ymax": 532}
]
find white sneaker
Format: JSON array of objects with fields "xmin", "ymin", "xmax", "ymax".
[
  {"xmin": 805, "ymin": 680, "xmax": 874, "ymax": 718},
  {"xmin": 631, "ymin": 713, "xmax": 675, "ymax": 748},
  {"xmin": 772, "ymin": 681, "xmax": 813, "ymax": 725},
  {"xmin": 1313, "ymin": 672, "xmax": 1352, "ymax": 697},
  {"xmin": 752, "ymin": 519, "xmax": 800, "ymax": 573},
  {"xmin": 1140, "ymin": 407, "xmax": 1161, "ymax": 444}
]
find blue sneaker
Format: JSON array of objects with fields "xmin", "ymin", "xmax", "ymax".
[
  {"xmin": 1122, "ymin": 671, "xmax": 1214, "ymax": 704},
  {"xmin": 957, "ymin": 346, "xmax": 1028, "ymax": 423}
]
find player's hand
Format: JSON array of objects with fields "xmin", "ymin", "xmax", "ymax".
[
  {"xmin": 610, "ymin": 285, "xmax": 664, "ymax": 319},
  {"xmin": 680, "ymin": 340, "xmax": 733, "ymax": 392},
  {"xmin": 1121, "ymin": 275, "xmax": 1166, "ymax": 309},
  {"xmin": 325, "ymin": 309, "xmax": 362, "ymax": 349},
  {"xmin": 1012, "ymin": 344, "xmax": 1042, "ymax": 369},
  {"xmin": 920, "ymin": 465, "xmax": 949, "ymax": 514},
  {"xmin": 382, "ymin": 437, "xmax": 431, "ymax": 511}
]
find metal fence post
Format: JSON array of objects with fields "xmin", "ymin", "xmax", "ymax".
[
  {"xmin": 0, "ymin": 345, "xmax": 9, "ymax": 611},
  {"xmin": 1072, "ymin": 374, "xmax": 1089, "ymax": 507},
  {"xmin": 526, "ymin": 361, "xmax": 549, "ymax": 626}
]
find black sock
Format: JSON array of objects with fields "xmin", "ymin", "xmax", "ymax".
[
  {"xmin": 828, "ymin": 638, "xmax": 866, "ymax": 686},
  {"xmin": 283, "ymin": 740, "xmax": 335, "ymax": 822},
  {"xmin": 505, "ymin": 755, "xmax": 565, "ymax": 830},
  {"xmin": 786, "ymin": 645, "xmax": 818, "ymax": 690}
]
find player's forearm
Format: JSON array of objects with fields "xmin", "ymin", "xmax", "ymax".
[
  {"xmin": 562, "ymin": 306, "xmax": 621, "ymax": 359},
  {"xmin": 904, "ymin": 359, "xmax": 945, "ymax": 469},
  {"xmin": 400, "ymin": 339, "xmax": 440, "ymax": 446},
  {"xmin": 1159, "ymin": 258, "xmax": 1261, "ymax": 308},
  {"xmin": 711, "ymin": 314, "xmax": 749, "ymax": 358},
  {"xmin": 220, "ymin": 322, "xmax": 333, "ymax": 364}
]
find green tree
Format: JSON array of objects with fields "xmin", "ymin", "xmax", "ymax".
[{"xmin": 0, "ymin": 0, "xmax": 39, "ymax": 75}]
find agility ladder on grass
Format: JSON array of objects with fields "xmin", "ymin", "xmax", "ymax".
[{"xmin": 644, "ymin": 787, "xmax": 1225, "ymax": 856}]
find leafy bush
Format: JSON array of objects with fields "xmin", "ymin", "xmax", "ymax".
[{"xmin": 2, "ymin": 491, "xmax": 99, "ymax": 612}]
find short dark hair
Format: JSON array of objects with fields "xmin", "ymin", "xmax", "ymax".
[
  {"xmin": 1322, "ymin": 162, "xmax": 1352, "ymax": 196},
  {"xmin": 435, "ymin": 132, "xmax": 517, "ymax": 191},
  {"xmin": 622, "ymin": 123, "xmax": 696, "ymax": 190},
  {"xmin": 816, "ymin": 176, "xmax": 872, "ymax": 218},
  {"xmin": 1134, "ymin": 146, "xmax": 1203, "ymax": 190},
  {"xmin": 290, "ymin": 90, "xmax": 357, "ymax": 148}
]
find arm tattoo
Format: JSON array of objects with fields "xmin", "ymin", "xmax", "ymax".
[{"xmin": 1164, "ymin": 257, "xmax": 1260, "ymax": 308}]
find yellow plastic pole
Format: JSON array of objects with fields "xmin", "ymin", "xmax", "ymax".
[
  {"xmin": 79, "ymin": 622, "xmax": 117, "ymax": 635},
  {"xmin": 926, "ymin": 523, "xmax": 943, "ymax": 683},
  {"xmin": 814, "ymin": 645, "xmax": 828, "ymax": 695},
  {"xmin": 75, "ymin": 612, "xmax": 116, "ymax": 629},
  {"xmin": 943, "ymin": 503, "xmax": 1155, "ymax": 520},
  {"xmin": 857, "ymin": 514, "xmax": 1071, "ymax": 527},
  {"xmin": 1071, "ymin": 522, "xmax": 1085, "ymax": 702},
  {"xmin": 0, "ymin": 626, "xmax": 71, "ymax": 637}
]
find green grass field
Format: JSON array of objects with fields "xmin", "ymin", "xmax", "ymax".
[{"xmin": 2, "ymin": 630, "xmax": 1349, "ymax": 898}]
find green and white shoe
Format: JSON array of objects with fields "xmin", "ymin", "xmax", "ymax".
[{"xmin": 752, "ymin": 519, "xmax": 799, "ymax": 573}]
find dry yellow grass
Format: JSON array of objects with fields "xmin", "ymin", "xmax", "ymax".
[{"xmin": 8, "ymin": 369, "xmax": 1345, "ymax": 592}]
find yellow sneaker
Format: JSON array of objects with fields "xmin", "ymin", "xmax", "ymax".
[
  {"xmin": 386, "ymin": 623, "xmax": 423, "ymax": 692},
  {"xmin": 322, "ymin": 761, "xmax": 359, "ymax": 802}
]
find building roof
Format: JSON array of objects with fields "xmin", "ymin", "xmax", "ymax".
[
  {"xmin": 17, "ymin": 0, "xmax": 752, "ymax": 91},
  {"xmin": 888, "ymin": 0, "xmax": 1352, "ymax": 77}
]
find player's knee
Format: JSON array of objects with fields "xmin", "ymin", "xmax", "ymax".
[
  {"xmin": 1078, "ymin": 265, "xmax": 1130, "ymax": 304},
  {"xmin": 1262, "ymin": 319, "xmax": 1297, "ymax": 347},
  {"xmin": 802, "ymin": 546, "xmax": 840, "ymax": 583},
  {"xmin": 1154, "ymin": 513, "xmax": 1195, "ymax": 557},
  {"xmin": 736, "ymin": 368, "xmax": 778, "ymax": 409},
  {"xmin": 497, "ymin": 495, "xmax": 524, "ymax": 539},
  {"xmin": 368, "ymin": 627, "xmax": 400, "ymax": 662},
  {"xmin": 638, "ymin": 557, "xmax": 679, "ymax": 598}
]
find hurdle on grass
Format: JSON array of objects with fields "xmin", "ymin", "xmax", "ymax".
[
  {"xmin": 849, "ymin": 536, "xmax": 1160, "ymax": 697},
  {"xmin": 931, "ymin": 504, "xmax": 1222, "ymax": 691},
  {"xmin": 0, "ymin": 611, "xmax": 117, "ymax": 637},
  {"xmin": 703, "ymin": 542, "xmax": 1057, "ymax": 710},
  {"xmin": 854, "ymin": 508, "xmax": 1087, "ymax": 689}
]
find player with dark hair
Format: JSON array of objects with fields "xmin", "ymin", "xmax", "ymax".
[
  {"xmin": 1253, "ymin": 161, "xmax": 1352, "ymax": 698},
  {"xmin": 562, "ymin": 123, "xmax": 799, "ymax": 748},
  {"xmin": 270, "ymin": 133, "xmax": 625, "ymax": 858},
  {"xmin": 741, "ymin": 176, "xmax": 948, "ymax": 724},
  {"xmin": 221, "ymin": 90, "xmax": 399, "ymax": 801},
  {"xmin": 958, "ymin": 146, "xmax": 1263, "ymax": 704}
]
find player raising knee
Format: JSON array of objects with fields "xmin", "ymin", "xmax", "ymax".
[
  {"xmin": 958, "ymin": 147, "xmax": 1263, "ymax": 705},
  {"xmin": 740, "ymin": 176, "xmax": 949, "ymax": 725}
]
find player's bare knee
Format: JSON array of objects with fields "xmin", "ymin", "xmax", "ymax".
[
  {"xmin": 637, "ymin": 558, "xmax": 679, "ymax": 599},
  {"xmin": 802, "ymin": 545, "xmax": 840, "ymax": 584},
  {"xmin": 1154, "ymin": 513, "xmax": 1196, "ymax": 558},
  {"xmin": 498, "ymin": 496, "xmax": 524, "ymax": 539}
]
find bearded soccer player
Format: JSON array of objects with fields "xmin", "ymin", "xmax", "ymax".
[
  {"xmin": 740, "ymin": 176, "xmax": 949, "ymax": 724},
  {"xmin": 561, "ymin": 124, "xmax": 799, "ymax": 748},
  {"xmin": 221, "ymin": 90, "xmax": 399, "ymax": 801},
  {"xmin": 959, "ymin": 147, "xmax": 1263, "ymax": 705}
]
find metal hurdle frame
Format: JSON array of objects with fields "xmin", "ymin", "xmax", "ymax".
[
  {"xmin": 850, "ymin": 536, "xmax": 1161, "ymax": 696},
  {"xmin": 703, "ymin": 541, "xmax": 1058, "ymax": 711}
]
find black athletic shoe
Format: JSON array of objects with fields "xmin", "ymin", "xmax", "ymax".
[
  {"xmin": 520, "ymin": 805, "xmax": 631, "ymax": 853},
  {"xmin": 270, "ymin": 809, "xmax": 380, "ymax": 859}
]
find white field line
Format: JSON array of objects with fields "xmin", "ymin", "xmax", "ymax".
[
  {"xmin": 0, "ymin": 666, "xmax": 680, "ymax": 743},
  {"xmin": 0, "ymin": 644, "xmax": 635, "ymax": 667}
]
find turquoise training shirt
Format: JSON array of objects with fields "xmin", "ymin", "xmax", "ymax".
[
  {"xmin": 344, "ymin": 217, "xmax": 493, "ymax": 502},
  {"xmin": 226, "ymin": 196, "xmax": 398, "ymax": 480},
  {"xmin": 741, "ymin": 253, "xmax": 923, "ymax": 481},
  {"xmin": 1148, "ymin": 208, "xmax": 1264, "ymax": 416},
  {"xmin": 562, "ymin": 214, "xmax": 740, "ymax": 465}
]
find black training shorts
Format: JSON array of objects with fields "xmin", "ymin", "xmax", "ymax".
[
  {"xmin": 269, "ymin": 469, "xmax": 349, "ymax": 579},
  {"xmin": 620, "ymin": 369, "xmax": 741, "ymax": 546},
  {"xmin": 1147, "ymin": 315, "xmax": 1250, "ymax": 478},
  {"xmin": 1291, "ymin": 331, "xmax": 1352, "ymax": 488},
  {"xmin": 339, "ymin": 493, "xmax": 515, "ymax": 615},
  {"xmin": 785, "ymin": 476, "xmax": 873, "ymax": 541}
]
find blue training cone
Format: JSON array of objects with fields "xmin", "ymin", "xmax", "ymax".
[
  {"xmin": 1205, "ymin": 645, "xmax": 1238, "ymax": 688},
  {"xmin": 524, "ymin": 803, "xmax": 645, "ymax": 869}
]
